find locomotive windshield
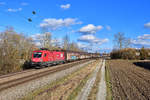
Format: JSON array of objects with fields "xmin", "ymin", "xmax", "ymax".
[{"xmin": 33, "ymin": 52, "xmax": 42, "ymax": 58}]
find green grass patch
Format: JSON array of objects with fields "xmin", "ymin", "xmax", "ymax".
[{"xmin": 105, "ymin": 60, "xmax": 113, "ymax": 100}]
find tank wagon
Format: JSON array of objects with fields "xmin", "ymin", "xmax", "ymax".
[{"xmin": 31, "ymin": 48, "xmax": 100, "ymax": 68}]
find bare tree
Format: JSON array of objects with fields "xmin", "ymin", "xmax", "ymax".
[
  {"xmin": 42, "ymin": 32, "xmax": 52, "ymax": 49},
  {"xmin": 63, "ymin": 34, "xmax": 70, "ymax": 50},
  {"xmin": 69, "ymin": 42, "xmax": 80, "ymax": 51},
  {"xmin": 114, "ymin": 32, "xmax": 131, "ymax": 49},
  {"xmin": 37, "ymin": 32, "xmax": 52, "ymax": 49},
  {"xmin": 0, "ymin": 27, "xmax": 36, "ymax": 74},
  {"xmin": 114, "ymin": 32, "xmax": 125, "ymax": 49},
  {"xmin": 124, "ymin": 38, "xmax": 131, "ymax": 48},
  {"xmin": 40, "ymin": 26, "xmax": 52, "ymax": 49},
  {"xmin": 52, "ymin": 38, "xmax": 62, "ymax": 50}
]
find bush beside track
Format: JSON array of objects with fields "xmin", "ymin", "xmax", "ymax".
[{"xmin": 110, "ymin": 48, "xmax": 150, "ymax": 60}]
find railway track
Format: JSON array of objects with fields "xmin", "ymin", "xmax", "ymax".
[
  {"xmin": 0, "ymin": 59, "xmax": 90, "ymax": 92},
  {"xmin": 0, "ymin": 60, "xmax": 90, "ymax": 84},
  {"xmin": 0, "ymin": 69, "xmax": 36, "ymax": 79}
]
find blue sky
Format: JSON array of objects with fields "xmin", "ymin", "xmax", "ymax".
[{"xmin": 0, "ymin": 0, "xmax": 150, "ymax": 52}]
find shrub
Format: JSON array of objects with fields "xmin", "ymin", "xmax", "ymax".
[
  {"xmin": 111, "ymin": 48, "xmax": 139, "ymax": 60},
  {"xmin": 140, "ymin": 47, "xmax": 148, "ymax": 60}
]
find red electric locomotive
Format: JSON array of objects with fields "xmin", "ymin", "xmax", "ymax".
[{"xmin": 31, "ymin": 49, "xmax": 65, "ymax": 68}]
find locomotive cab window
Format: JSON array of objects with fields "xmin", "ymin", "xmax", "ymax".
[
  {"xmin": 33, "ymin": 52, "xmax": 42, "ymax": 58},
  {"xmin": 44, "ymin": 53, "xmax": 47, "ymax": 57}
]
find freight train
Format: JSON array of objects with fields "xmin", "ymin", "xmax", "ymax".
[{"xmin": 31, "ymin": 48, "xmax": 100, "ymax": 68}]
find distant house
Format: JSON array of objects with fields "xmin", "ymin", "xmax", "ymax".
[{"xmin": 136, "ymin": 52, "xmax": 140, "ymax": 56}]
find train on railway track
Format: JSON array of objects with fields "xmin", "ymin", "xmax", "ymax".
[{"xmin": 31, "ymin": 48, "xmax": 100, "ymax": 68}]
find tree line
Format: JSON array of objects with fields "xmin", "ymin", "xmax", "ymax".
[
  {"xmin": 111, "ymin": 32, "xmax": 150, "ymax": 60},
  {"xmin": 111, "ymin": 48, "xmax": 150, "ymax": 60},
  {"xmin": 0, "ymin": 27, "xmax": 83, "ymax": 75}
]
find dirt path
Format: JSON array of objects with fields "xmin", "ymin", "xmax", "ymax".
[
  {"xmin": 96, "ymin": 59, "xmax": 106, "ymax": 100},
  {"xmin": 108, "ymin": 60, "xmax": 150, "ymax": 100},
  {"xmin": 76, "ymin": 59, "xmax": 102, "ymax": 100}
]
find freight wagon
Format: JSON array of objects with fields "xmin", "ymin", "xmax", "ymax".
[{"xmin": 31, "ymin": 48, "xmax": 100, "ymax": 68}]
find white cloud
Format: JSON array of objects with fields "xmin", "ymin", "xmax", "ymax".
[
  {"xmin": 77, "ymin": 42, "xmax": 110, "ymax": 53},
  {"xmin": 60, "ymin": 4, "xmax": 71, "ymax": 9},
  {"xmin": 77, "ymin": 42, "xmax": 94, "ymax": 52},
  {"xmin": 137, "ymin": 34, "xmax": 150, "ymax": 40},
  {"xmin": 21, "ymin": 2, "xmax": 28, "ymax": 6},
  {"xmin": 77, "ymin": 42, "xmax": 88, "ymax": 48},
  {"xmin": 144, "ymin": 22, "xmax": 150, "ymax": 29},
  {"xmin": 106, "ymin": 25, "xmax": 111, "ymax": 30},
  {"xmin": 51, "ymin": 38, "xmax": 63, "ymax": 47},
  {"xmin": 31, "ymin": 33, "xmax": 43, "ymax": 46},
  {"xmin": 131, "ymin": 34, "xmax": 150, "ymax": 47},
  {"xmin": 31, "ymin": 33, "xmax": 43, "ymax": 41},
  {"xmin": 79, "ymin": 24, "xmax": 103, "ymax": 34},
  {"xmin": 94, "ymin": 47, "xmax": 112, "ymax": 53},
  {"xmin": 78, "ymin": 34, "xmax": 95, "ymax": 42},
  {"xmin": 7, "ymin": 8, "xmax": 22, "ymax": 12},
  {"xmin": 40, "ymin": 18, "xmax": 82, "ymax": 30},
  {"xmin": 131, "ymin": 39, "xmax": 150, "ymax": 46},
  {"xmin": 78, "ymin": 34, "xmax": 108, "ymax": 45},
  {"xmin": 0, "ymin": 2, "xmax": 5, "ymax": 5},
  {"xmin": 98, "ymin": 48, "xmax": 112, "ymax": 51}
]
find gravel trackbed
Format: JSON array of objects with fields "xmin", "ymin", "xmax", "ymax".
[{"xmin": 0, "ymin": 60, "xmax": 94, "ymax": 100}]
